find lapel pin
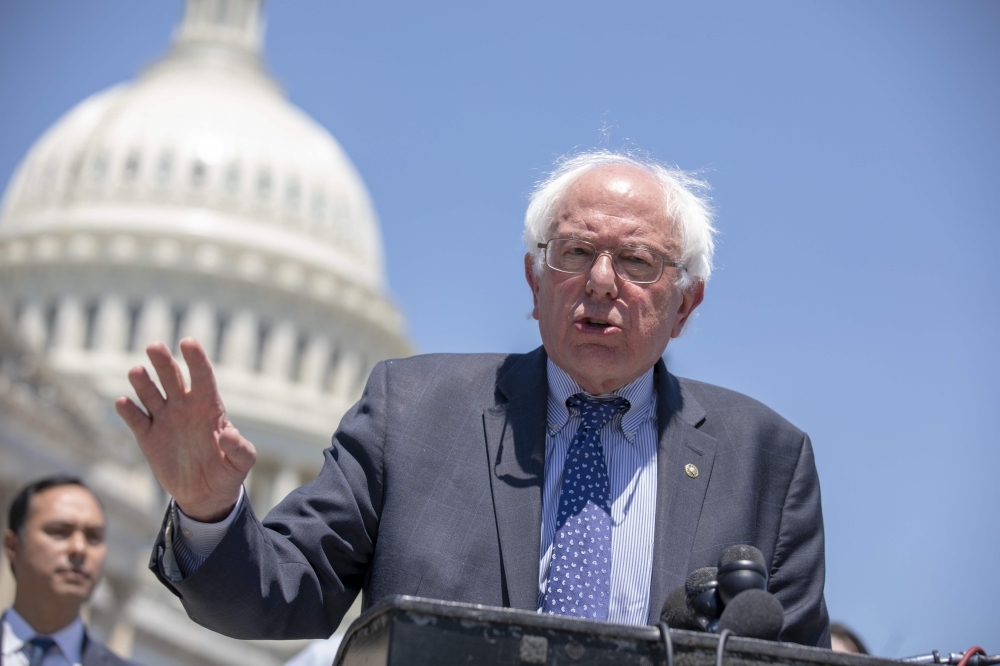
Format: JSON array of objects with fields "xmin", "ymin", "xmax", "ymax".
[{"xmin": 685, "ymin": 463, "xmax": 699, "ymax": 479}]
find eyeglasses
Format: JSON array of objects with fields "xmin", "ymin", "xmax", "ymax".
[{"xmin": 537, "ymin": 238, "xmax": 685, "ymax": 284}]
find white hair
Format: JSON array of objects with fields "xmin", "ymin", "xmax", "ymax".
[{"xmin": 523, "ymin": 151, "xmax": 716, "ymax": 291}]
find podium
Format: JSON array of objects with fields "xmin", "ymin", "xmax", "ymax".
[{"xmin": 333, "ymin": 596, "xmax": 897, "ymax": 666}]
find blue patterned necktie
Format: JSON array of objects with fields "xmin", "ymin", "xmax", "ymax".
[
  {"xmin": 26, "ymin": 637, "xmax": 57, "ymax": 666},
  {"xmin": 542, "ymin": 393, "xmax": 629, "ymax": 621}
]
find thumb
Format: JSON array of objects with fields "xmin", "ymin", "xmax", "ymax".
[{"xmin": 219, "ymin": 427, "xmax": 257, "ymax": 475}]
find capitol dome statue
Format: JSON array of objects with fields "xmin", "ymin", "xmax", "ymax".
[
  {"xmin": 0, "ymin": 1, "xmax": 408, "ymax": 664},
  {"xmin": 0, "ymin": 0, "xmax": 410, "ymax": 513}
]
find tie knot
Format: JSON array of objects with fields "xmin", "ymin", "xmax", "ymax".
[
  {"xmin": 566, "ymin": 393, "xmax": 629, "ymax": 431},
  {"xmin": 28, "ymin": 637, "xmax": 56, "ymax": 651},
  {"xmin": 27, "ymin": 635, "xmax": 57, "ymax": 666}
]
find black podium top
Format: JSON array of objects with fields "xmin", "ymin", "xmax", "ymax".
[{"xmin": 333, "ymin": 596, "xmax": 897, "ymax": 666}]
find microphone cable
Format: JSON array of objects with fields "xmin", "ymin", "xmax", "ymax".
[
  {"xmin": 716, "ymin": 628, "xmax": 734, "ymax": 666},
  {"xmin": 958, "ymin": 648, "xmax": 987, "ymax": 666},
  {"xmin": 657, "ymin": 621, "xmax": 675, "ymax": 666}
]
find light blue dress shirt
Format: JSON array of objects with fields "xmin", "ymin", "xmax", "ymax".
[
  {"xmin": 538, "ymin": 360, "xmax": 659, "ymax": 626},
  {"xmin": 1, "ymin": 607, "xmax": 84, "ymax": 666}
]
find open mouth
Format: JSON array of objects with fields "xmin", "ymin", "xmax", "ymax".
[{"xmin": 577, "ymin": 317, "xmax": 618, "ymax": 332}]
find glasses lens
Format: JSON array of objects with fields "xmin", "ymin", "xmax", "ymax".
[
  {"xmin": 547, "ymin": 239, "xmax": 596, "ymax": 273},
  {"xmin": 544, "ymin": 239, "xmax": 667, "ymax": 283},
  {"xmin": 614, "ymin": 246, "xmax": 663, "ymax": 283}
]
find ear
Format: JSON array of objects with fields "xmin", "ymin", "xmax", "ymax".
[
  {"xmin": 524, "ymin": 253, "xmax": 540, "ymax": 320},
  {"xmin": 671, "ymin": 279, "xmax": 705, "ymax": 338},
  {"xmin": 4, "ymin": 529, "xmax": 20, "ymax": 576}
]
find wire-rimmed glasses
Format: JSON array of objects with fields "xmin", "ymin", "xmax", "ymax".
[{"xmin": 537, "ymin": 238, "xmax": 685, "ymax": 284}]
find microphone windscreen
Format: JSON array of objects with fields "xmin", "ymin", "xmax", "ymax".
[
  {"xmin": 685, "ymin": 566, "xmax": 718, "ymax": 593},
  {"xmin": 718, "ymin": 544, "xmax": 766, "ymax": 568},
  {"xmin": 660, "ymin": 585, "xmax": 700, "ymax": 630},
  {"xmin": 717, "ymin": 589, "xmax": 784, "ymax": 641},
  {"xmin": 717, "ymin": 544, "xmax": 768, "ymax": 606},
  {"xmin": 684, "ymin": 566, "xmax": 721, "ymax": 628}
]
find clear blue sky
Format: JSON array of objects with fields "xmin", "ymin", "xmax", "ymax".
[{"xmin": 1, "ymin": 0, "xmax": 997, "ymax": 655}]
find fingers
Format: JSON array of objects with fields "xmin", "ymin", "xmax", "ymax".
[
  {"xmin": 115, "ymin": 396, "xmax": 151, "ymax": 435},
  {"xmin": 127, "ymin": 364, "xmax": 166, "ymax": 415},
  {"xmin": 179, "ymin": 337, "xmax": 219, "ymax": 399},
  {"xmin": 219, "ymin": 428, "xmax": 257, "ymax": 474},
  {"xmin": 146, "ymin": 341, "xmax": 187, "ymax": 400}
]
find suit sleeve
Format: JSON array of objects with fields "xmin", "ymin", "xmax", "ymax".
[
  {"xmin": 147, "ymin": 361, "xmax": 390, "ymax": 640},
  {"xmin": 770, "ymin": 433, "xmax": 831, "ymax": 647}
]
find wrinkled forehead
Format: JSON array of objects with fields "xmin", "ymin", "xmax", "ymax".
[{"xmin": 551, "ymin": 165, "xmax": 676, "ymax": 243}]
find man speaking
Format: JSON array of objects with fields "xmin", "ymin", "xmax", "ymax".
[{"xmin": 116, "ymin": 152, "xmax": 830, "ymax": 646}]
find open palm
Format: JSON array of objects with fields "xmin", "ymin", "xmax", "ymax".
[{"xmin": 115, "ymin": 338, "xmax": 256, "ymax": 522}]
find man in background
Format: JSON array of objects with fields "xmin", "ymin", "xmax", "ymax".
[{"xmin": 2, "ymin": 476, "xmax": 133, "ymax": 666}]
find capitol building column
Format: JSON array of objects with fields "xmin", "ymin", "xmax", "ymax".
[
  {"xmin": 17, "ymin": 300, "xmax": 47, "ymax": 350},
  {"xmin": 50, "ymin": 295, "xmax": 87, "ymax": 358},
  {"xmin": 94, "ymin": 294, "xmax": 128, "ymax": 357},
  {"xmin": 221, "ymin": 308, "xmax": 258, "ymax": 372},
  {"xmin": 135, "ymin": 297, "xmax": 173, "ymax": 358}
]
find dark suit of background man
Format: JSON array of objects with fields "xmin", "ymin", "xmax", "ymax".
[
  {"xmin": 2, "ymin": 476, "xmax": 133, "ymax": 666},
  {"xmin": 116, "ymin": 151, "xmax": 831, "ymax": 647}
]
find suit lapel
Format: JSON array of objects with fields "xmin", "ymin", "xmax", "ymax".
[
  {"xmin": 484, "ymin": 347, "xmax": 548, "ymax": 611},
  {"xmin": 82, "ymin": 631, "xmax": 100, "ymax": 666},
  {"xmin": 647, "ymin": 361, "xmax": 718, "ymax": 623},
  {"xmin": 81, "ymin": 630, "xmax": 118, "ymax": 666}
]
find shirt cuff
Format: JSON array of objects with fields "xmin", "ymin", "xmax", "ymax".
[{"xmin": 172, "ymin": 486, "xmax": 244, "ymax": 557}]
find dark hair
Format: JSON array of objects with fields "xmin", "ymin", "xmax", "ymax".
[
  {"xmin": 6, "ymin": 475, "xmax": 101, "ymax": 536},
  {"xmin": 830, "ymin": 622, "xmax": 869, "ymax": 655}
]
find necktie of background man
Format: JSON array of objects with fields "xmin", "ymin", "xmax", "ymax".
[
  {"xmin": 542, "ymin": 394, "xmax": 629, "ymax": 621},
  {"xmin": 26, "ymin": 636, "xmax": 57, "ymax": 666}
]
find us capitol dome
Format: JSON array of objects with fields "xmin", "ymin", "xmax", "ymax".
[{"xmin": 0, "ymin": 1, "xmax": 409, "ymax": 664}]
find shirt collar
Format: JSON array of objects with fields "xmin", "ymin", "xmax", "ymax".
[
  {"xmin": 545, "ymin": 359, "xmax": 656, "ymax": 442},
  {"xmin": 3, "ymin": 607, "xmax": 86, "ymax": 665}
]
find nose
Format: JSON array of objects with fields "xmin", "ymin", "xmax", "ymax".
[
  {"xmin": 67, "ymin": 530, "xmax": 87, "ymax": 561},
  {"xmin": 586, "ymin": 251, "xmax": 619, "ymax": 299}
]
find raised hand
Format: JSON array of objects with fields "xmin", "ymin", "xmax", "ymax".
[{"xmin": 115, "ymin": 337, "xmax": 256, "ymax": 522}]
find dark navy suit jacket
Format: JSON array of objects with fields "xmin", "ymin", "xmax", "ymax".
[{"xmin": 150, "ymin": 348, "xmax": 830, "ymax": 646}]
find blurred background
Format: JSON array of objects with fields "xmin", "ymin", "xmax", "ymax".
[{"xmin": 0, "ymin": 0, "xmax": 996, "ymax": 663}]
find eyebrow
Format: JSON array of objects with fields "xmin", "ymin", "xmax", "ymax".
[
  {"xmin": 42, "ymin": 520, "xmax": 105, "ymax": 530},
  {"xmin": 559, "ymin": 233, "xmax": 664, "ymax": 253}
]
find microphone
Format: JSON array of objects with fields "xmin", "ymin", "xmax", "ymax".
[
  {"xmin": 674, "ymin": 545, "xmax": 784, "ymax": 639},
  {"xmin": 660, "ymin": 585, "xmax": 700, "ymax": 631},
  {"xmin": 716, "ymin": 544, "xmax": 768, "ymax": 606},
  {"xmin": 717, "ymin": 588, "xmax": 784, "ymax": 640},
  {"xmin": 685, "ymin": 566, "xmax": 721, "ymax": 632}
]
